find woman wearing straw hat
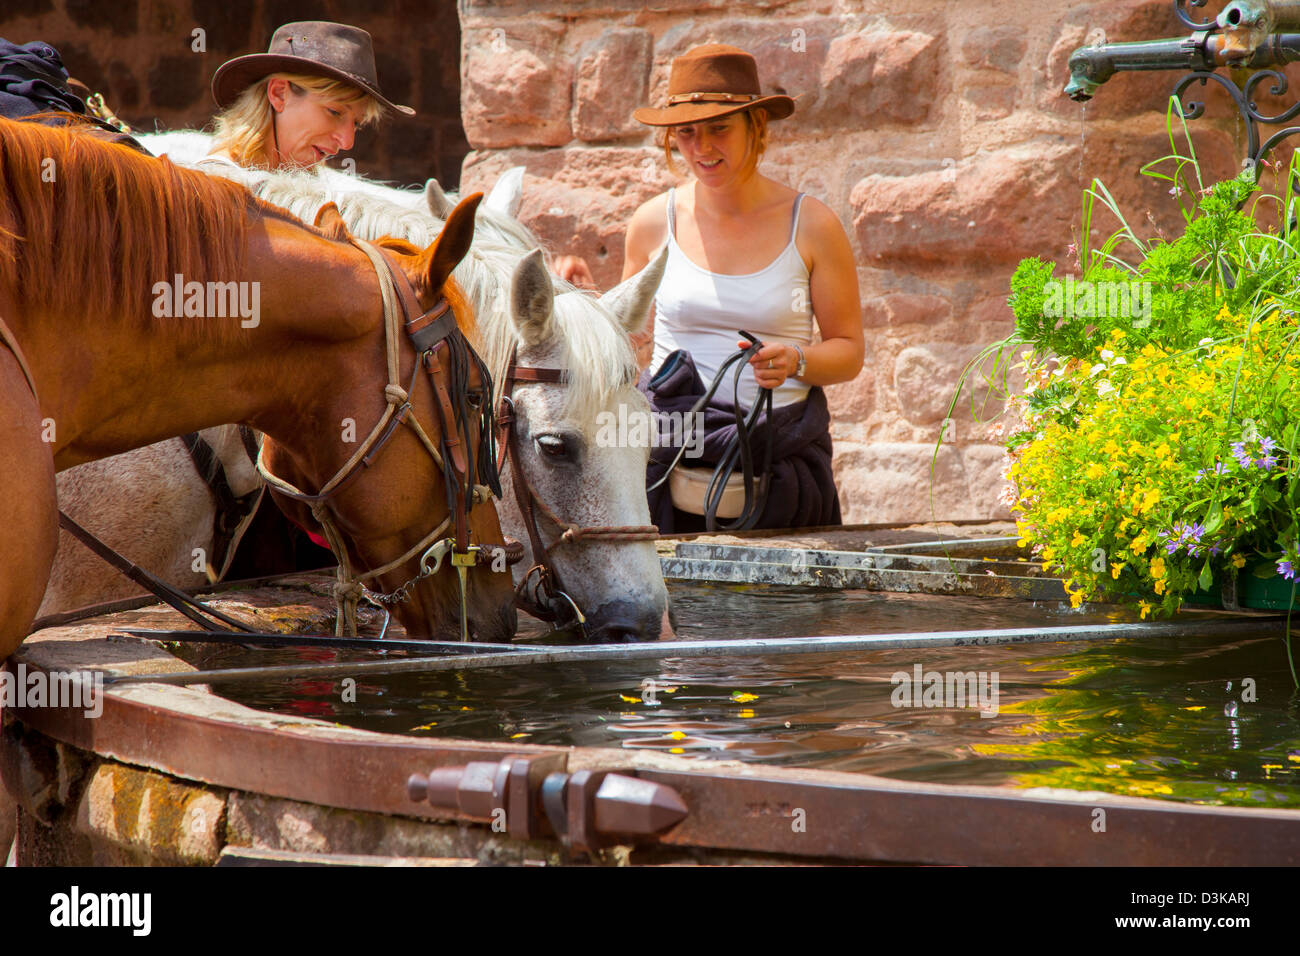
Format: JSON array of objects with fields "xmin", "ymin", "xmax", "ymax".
[
  {"xmin": 205, "ymin": 20, "xmax": 412, "ymax": 171},
  {"xmin": 623, "ymin": 44, "xmax": 863, "ymax": 531}
]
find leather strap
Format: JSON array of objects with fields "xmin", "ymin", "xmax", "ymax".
[
  {"xmin": 180, "ymin": 431, "xmax": 263, "ymax": 580},
  {"xmin": 0, "ymin": 314, "xmax": 38, "ymax": 399},
  {"xmin": 506, "ymin": 365, "xmax": 566, "ymax": 385}
]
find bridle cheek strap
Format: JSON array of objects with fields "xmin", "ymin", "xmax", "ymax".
[{"xmin": 496, "ymin": 344, "xmax": 658, "ymax": 627}]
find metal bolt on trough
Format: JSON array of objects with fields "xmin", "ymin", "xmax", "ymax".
[{"xmin": 408, "ymin": 756, "xmax": 689, "ymax": 852}]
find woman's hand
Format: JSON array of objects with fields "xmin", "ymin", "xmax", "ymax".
[
  {"xmin": 552, "ymin": 254, "xmax": 596, "ymax": 290},
  {"xmin": 743, "ymin": 340, "xmax": 797, "ymax": 390}
]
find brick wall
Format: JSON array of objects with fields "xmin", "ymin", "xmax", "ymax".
[
  {"xmin": 456, "ymin": 0, "xmax": 1254, "ymax": 524},
  {"xmin": 1, "ymin": 1, "xmax": 1271, "ymax": 524}
]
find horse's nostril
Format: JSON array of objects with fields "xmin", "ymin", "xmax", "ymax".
[{"xmin": 592, "ymin": 621, "xmax": 644, "ymax": 644}]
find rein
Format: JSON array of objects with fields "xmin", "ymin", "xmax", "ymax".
[
  {"xmin": 2, "ymin": 314, "xmax": 263, "ymax": 634},
  {"xmin": 496, "ymin": 344, "xmax": 658, "ymax": 629},
  {"xmin": 256, "ymin": 238, "xmax": 505, "ymax": 640}
]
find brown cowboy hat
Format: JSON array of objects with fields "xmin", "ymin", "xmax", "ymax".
[
  {"xmin": 633, "ymin": 44, "xmax": 795, "ymax": 127},
  {"xmin": 212, "ymin": 20, "xmax": 414, "ymax": 116}
]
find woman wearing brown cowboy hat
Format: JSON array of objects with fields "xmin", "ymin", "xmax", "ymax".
[
  {"xmin": 205, "ymin": 20, "xmax": 412, "ymax": 171},
  {"xmin": 623, "ymin": 44, "xmax": 864, "ymax": 530}
]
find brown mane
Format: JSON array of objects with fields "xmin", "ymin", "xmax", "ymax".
[{"xmin": 0, "ymin": 116, "xmax": 323, "ymax": 338}]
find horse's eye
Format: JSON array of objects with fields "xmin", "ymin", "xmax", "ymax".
[
  {"xmin": 535, "ymin": 435, "xmax": 568, "ymax": 460},
  {"xmin": 466, "ymin": 389, "xmax": 484, "ymax": 409}
]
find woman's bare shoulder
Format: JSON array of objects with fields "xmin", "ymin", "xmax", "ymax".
[
  {"xmin": 625, "ymin": 191, "xmax": 672, "ymax": 260},
  {"xmin": 629, "ymin": 191, "xmax": 672, "ymax": 230}
]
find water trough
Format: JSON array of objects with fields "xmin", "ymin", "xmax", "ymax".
[{"xmin": 3, "ymin": 523, "xmax": 1299, "ymax": 866}]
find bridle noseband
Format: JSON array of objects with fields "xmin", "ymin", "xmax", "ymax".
[
  {"xmin": 496, "ymin": 343, "xmax": 658, "ymax": 631},
  {"xmin": 257, "ymin": 238, "xmax": 507, "ymax": 641}
]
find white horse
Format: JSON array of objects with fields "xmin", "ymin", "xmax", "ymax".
[{"xmin": 43, "ymin": 133, "xmax": 669, "ymax": 640}]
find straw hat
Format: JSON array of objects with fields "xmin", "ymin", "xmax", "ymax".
[
  {"xmin": 212, "ymin": 20, "xmax": 414, "ymax": 115},
  {"xmin": 633, "ymin": 44, "xmax": 794, "ymax": 127}
]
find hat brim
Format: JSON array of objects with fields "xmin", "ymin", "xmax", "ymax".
[
  {"xmin": 633, "ymin": 94, "xmax": 794, "ymax": 127},
  {"xmin": 212, "ymin": 53, "xmax": 414, "ymax": 116}
]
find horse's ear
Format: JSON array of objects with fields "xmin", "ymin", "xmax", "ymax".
[
  {"xmin": 510, "ymin": 248, "xmax": 555, "ymax": 346},
  {"xmin": 423, "ymin": 178, "xmax": 452, "ymax": 219},
  {"xmin": 486, "ymin": 166, "xmax": 525, "ymax": 219},
  {"xmin": 314, "ymin": 202, "xmax": 351, "ymax": 241},
  {"xmin": 601, "ymin": 243, "xmax": 667, "ymax": 336},
  {"xmin": 422, "ymin": 192, "xmax": 482, "ymax": 291}
]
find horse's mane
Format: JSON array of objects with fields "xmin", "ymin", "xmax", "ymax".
[
  {"xmin": 202, "ymin": 161, "xmax": 637, "ymax": 421},
  {"xmin": 0, "ymin": 117, "xmax": 320, "ymax": 339}
]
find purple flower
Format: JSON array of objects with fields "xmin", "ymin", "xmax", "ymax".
[
  {"xmin": 1261, "ymin": 436, "xmax": 1277, "ymax": 454},
  {"xmin": 1279, "ymin": 560, "xmax": 1298, "ymax": 582},
  {"xmin": 1231, "ymin": 442, "xmax": 1251, "ymax": 468},
  {"xmin": 1257, "ymin": 455, "xmax": 1278, "ymax": 471}
]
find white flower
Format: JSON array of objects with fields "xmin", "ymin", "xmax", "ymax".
[
  {"xmin": 1100, "ymin": 349, "xmax": 1114, "ymax": 360},
  {"xmin": 1110, "ymin": 356, "xmax": 1127, "ymax": 366},
  {"xmin": 1089, "ymin": 362, "xmax": 1107, "ymax": 377},
  {"xmin": 1198, "ymin": 337, "xmax": 1214, "ymax": 347},
  {"xmin": 1096, "ymin": 381, "xmax": 1116, "ymax": 397}
]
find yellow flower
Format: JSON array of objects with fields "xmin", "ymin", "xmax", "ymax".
[
  {"xmin": 1071, "ymin": 530, "xmax": 1087, "ymax": 547},
  {"xmin": 1149, "ymin": 557, "xmax": 1166, "ymax": 580},
  {"xmin": 1085, "ymin": 462, "xmax": 1107, "ymax": 480},
  {"xmin": 1139, "ymin": 600, "xmax": 1154, "ymax": 619},
  {"xmin": 1231, "ymin": 554, "xmax": 1246, "ymax": 569},
  {"xmin": 1111, "ymin": 562, "xmax": 1126, "ymax": 579}
]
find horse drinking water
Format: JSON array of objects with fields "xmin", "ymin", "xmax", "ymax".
[
  {"xmin": 49, "ymin": 133, "xmax": 673, "ymax": 641},
  {"xmin": 0, "ymin": 116, "xmax": 517, "ymax": 657}
]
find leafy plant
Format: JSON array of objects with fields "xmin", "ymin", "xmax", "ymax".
[{"xmin": 943, "ymin": 104, "xmax": 1300, "ymax": 682}]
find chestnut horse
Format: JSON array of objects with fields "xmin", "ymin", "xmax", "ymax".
[{"xmin": 0, "ymin": 116, "xmax": 516, "ymax": 657}]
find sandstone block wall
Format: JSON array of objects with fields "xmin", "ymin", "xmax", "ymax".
[
  {"xmin": 0, "ymin": 1, "xmax": 1272, "ymax": 524},
  {"xmin": 457, "ymin": 0, "xmax": 1252, "ymax": 524}
]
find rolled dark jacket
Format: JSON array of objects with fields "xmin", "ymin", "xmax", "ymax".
[
  {"xmin": 0, "ymin": 39, "xmax": 87, "ymax": 119},
  {"xmin": 640, "ymin": 348, "xmax": 842, "ymax": 532},
  {"xmin": 0, "ymin": 38, "xmax": 144, "ymax": 151}
]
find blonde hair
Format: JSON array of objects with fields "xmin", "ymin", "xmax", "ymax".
[
  {"xmin": 210, "ymin": 72, "xmax": 385, "ymax": 169},
  {"xmin": 662, "ymin": 107, "xmax": 769, "ymax": 180}
]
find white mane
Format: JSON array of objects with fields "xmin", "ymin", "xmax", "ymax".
[
  {"xmin": 138, "ymin": 131, "xmax": 635, "ymax": 425},
  {"xmin": 237, "ymin": 167, "xmax": 635, "ymax": 423}
]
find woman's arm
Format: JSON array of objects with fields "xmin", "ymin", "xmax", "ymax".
[
  {"xmin": 748, "ymin": 196, "xmax": 864, "ymax": 391},
  {"xmin": 621, "ymin": 193, "xmax": 669, "ymax": 368}
]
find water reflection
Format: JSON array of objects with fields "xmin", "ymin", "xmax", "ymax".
[{"xmin": 171, "ymin": 582, "xmax": 1300, "ymax": 808}]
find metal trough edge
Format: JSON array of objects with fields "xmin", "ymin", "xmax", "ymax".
[{"xmin": 7, "ymin": 634, "xmax": 1300, "ymax": 865}]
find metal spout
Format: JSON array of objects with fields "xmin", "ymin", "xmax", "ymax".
[
  {"xmin": 1064, "ymin": 30, "xmax": 1300, "ymax": 100},
  {"xmin": 1065, "ymin": 35, "xmax": 1210, "ymax": 101},
  {"xmin": 1220, "ymin": 1, "xmax": 1300, "ymax": 60}
]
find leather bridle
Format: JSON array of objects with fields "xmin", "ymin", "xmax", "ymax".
[
  {"xmin": 258, "ymin": 238, "xmax": 509, "ymax": 640},
  {"xmin": 495, "ymin": 343, "xmax": 658, "ymax": 630}
]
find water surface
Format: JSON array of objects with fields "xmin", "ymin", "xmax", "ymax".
[{"xmin": 172, "ymin": 583, "xmax": 1300, "ymax": 807}]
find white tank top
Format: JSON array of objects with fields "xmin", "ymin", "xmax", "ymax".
[{"xmin": 652, "ymin": 188, "xmax": 814, "ymax": 409}]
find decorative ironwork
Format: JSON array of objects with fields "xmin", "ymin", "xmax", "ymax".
[
  {"xmin": 1175, "ymin": 0, "xmax": 1216, "ymax": 29},
  {"xmin": 1065, "ymin": 2, "xmax": 1300, "ymax": 177}
]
